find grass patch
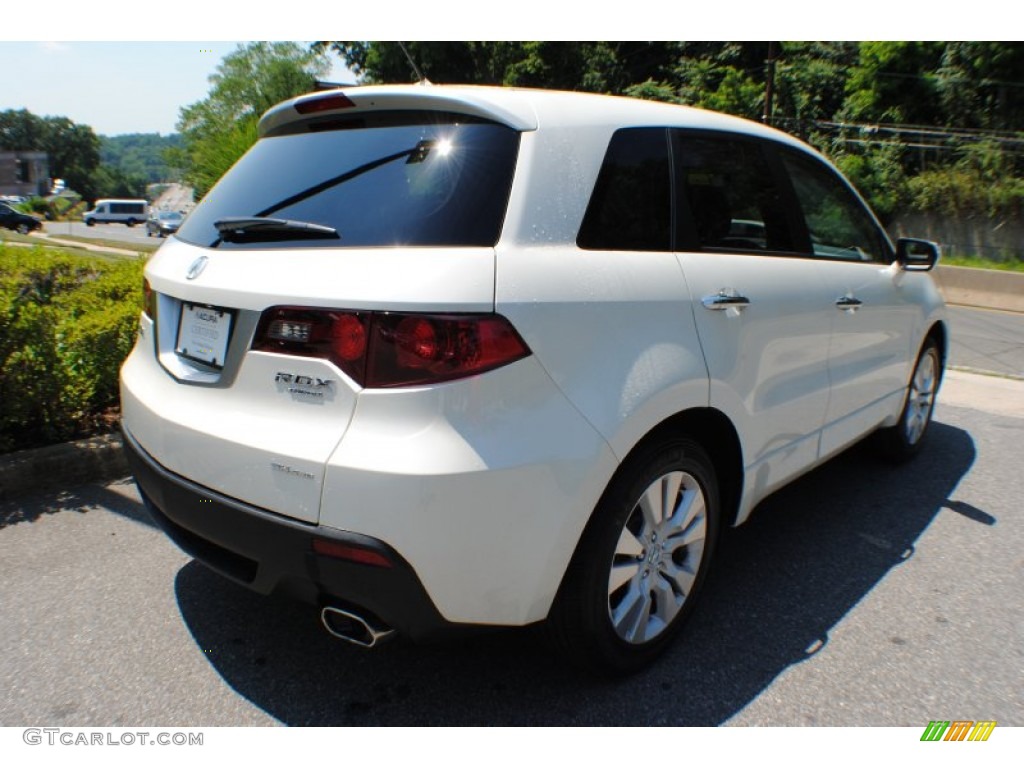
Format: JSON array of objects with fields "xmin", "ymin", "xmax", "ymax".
[
  {"xmin": 0, "ymin": 230, "xmax": 44, "ymax": 246},
  {"xmin": 941, "ymin": 255, "xmax": 1024, "ymax": 273},
  {"xmin": 1, "ymin": 233, "xmax": 121, "ymax": 261},
  {"xmin": 42, "ymin": 233, "xmax": 160, "ymax": 255}
]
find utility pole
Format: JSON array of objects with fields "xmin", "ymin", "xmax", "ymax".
[{"xmin": 763, "ymin": 41, "xmax": 778, "ymax": 126}]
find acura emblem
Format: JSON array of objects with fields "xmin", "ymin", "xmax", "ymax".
[{"xmin": 186, "ymin": 256, "xmax": 209, "ymax": 280}]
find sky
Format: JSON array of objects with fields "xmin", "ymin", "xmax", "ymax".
[{"xmin": 0, "ymin": 41, "xmax": 356, "ymax": 136}]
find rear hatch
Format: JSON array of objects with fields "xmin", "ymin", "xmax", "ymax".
[{"xmin": 125, "ymin": 98, "xmax": 522, "ymax": 524}]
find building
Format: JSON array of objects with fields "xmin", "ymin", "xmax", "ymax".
[{"xmin": 0, "ymin": 151, "xmax": 50, "ymax": 198}]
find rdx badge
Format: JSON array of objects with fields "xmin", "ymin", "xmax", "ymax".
[{"xmin": 275, "ymin": 371, "xmax": 334, "ymax": 397}]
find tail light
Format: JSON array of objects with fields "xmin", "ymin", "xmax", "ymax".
[
  {"xmin": 252, "ymin": 307, "xmax": 530, "ymax": 388},
  {"xmin": 142, "ymin": 278, "xmax": 156, "ymax": 320}
]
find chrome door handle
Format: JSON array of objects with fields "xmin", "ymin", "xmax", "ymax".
[
  {"xmin": 835, "ymin": 296, "xmax": 863, "ymax": 312},
  {"xmin": 702, "ymin": 291, "xmax": 751, "ymax": 311}
]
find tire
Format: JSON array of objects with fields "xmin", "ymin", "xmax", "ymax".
[
  {"xmin": 16, "ymin": 223, "xmax": 29, "ymax": 235},
  {"xmin": 126, "ymin": 219, "xmax": 137, "ymax": 227},
  {"xmin": 85, "ymin": 219, "xmax": 95, "ymax": 227},
  {"xmin": 146, "ymin": 229, "xmax": 152, "ymax": 237},
  {"xmin": 548, "ymin": 437, "xmax": 720, "ymax": 674},
  {"xmin": 875, "ymin": 337, "xmax": 942, "ymax": 462}
]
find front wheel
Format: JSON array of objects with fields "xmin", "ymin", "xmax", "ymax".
[
  {"xmin": 548, "ymin": 437, "xmax": 719, "ymax": 673},
  {"xmin": 875, "ymin": 338, "xmax": 942, "ymax": 461}
]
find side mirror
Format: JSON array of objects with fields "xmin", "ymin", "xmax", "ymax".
[{"xmin": 896, "ymin": 238, "xmax": 940, "ymax": 272}]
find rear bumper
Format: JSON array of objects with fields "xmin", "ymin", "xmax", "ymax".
[{"xmin": 122, "ymin": 426, "xmax": 455, "ymax": 640}]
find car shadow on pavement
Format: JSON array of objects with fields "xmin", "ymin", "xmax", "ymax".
[
  {"xmin": 174, "ymin": 421, "xmax": 977, "ymax": 726},
  {"xmin": 0, "ymin": 477, "xmax": 153, "ymax": 530}
]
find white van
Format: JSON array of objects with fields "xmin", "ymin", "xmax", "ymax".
[{"xmin": 84, "ymin": 199, "xmax": 148, "ymax": 227}]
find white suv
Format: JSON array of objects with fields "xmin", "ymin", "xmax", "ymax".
[{"xmin": 120, "ymin": 85, "xmax": 946, "ymax": 672}]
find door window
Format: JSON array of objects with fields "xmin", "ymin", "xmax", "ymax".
[
  {"xmin": 780, "ymin": 151, "xmax": 889, "ymax": 263},
  {"xmin": 673, "ymin": 133, "xmax": 798, "ymax": 254}
]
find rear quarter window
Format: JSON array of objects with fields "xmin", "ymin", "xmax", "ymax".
[{"xmin": 577, "ymin": 128, "xmax": 671, "ymax": 252}]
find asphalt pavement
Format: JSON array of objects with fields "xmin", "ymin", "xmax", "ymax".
[
  {"xmin": 947, "ymin": 305, "xmax": 1024, "ymax": 379},
  {"xmin": 0, "ymin": 370, "xmax": 1020, "ymax": 727},
  {"xmin": 42, "ymin": 220, "xmax": 156, "ymax": 248}
]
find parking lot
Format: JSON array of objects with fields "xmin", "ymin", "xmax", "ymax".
[{"xmin": 0, "ymin": 372, "xmax": 1019, "ymax": 727}]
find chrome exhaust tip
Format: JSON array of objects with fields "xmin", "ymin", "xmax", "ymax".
[{"xmin": 320, "ymin": 606, "xmax": 396, "ymax": 648}]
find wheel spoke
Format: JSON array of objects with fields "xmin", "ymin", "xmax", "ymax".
[
  {"xmin": 660, "ymin": 556, "xmax": 698, "ymax": 597},
  {"xmin": 667, "ymin": 487, "xmax": 706, "ymax": 547},
  {"xmin": 660, "ymin": 471, "xmax": 684, "ymax": 525},
  {"xmin": 611, "ymin": 583, "xmax": 652, "ymax": 643},
  {"xmin": 652, "ymin": 573, "xmax": 685, "ymax": 624},
  {"xmin": 614, "ymin": 525, "xmax": 644, "ymax": 559},
  {"xmin": 608, "ymin": 561, "xmax": 639, "ymax": 595},
  {"xmin": 638, "ymin": 483, "xmax": 663, "ymax": 532},
  {"xmin": 609, "ymin": 525, "xmax": 644, "ymax": 594}
]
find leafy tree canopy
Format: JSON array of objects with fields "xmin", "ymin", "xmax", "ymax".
[
  {"xmin": 172, "ymin": 41, "xmax": 329, "ymax": 196},
  {"xmin": 0, "ymin": 109, "xmax": 102, "ymax": 199}
]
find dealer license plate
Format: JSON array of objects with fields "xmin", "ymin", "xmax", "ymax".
[{"xmin": 176, "ymin": 303, "xmax": 233, "ymax": 368}]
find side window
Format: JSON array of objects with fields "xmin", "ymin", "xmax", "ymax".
[
  {"xmin": 673, "ymin": 133, "xmax": 797, "ymax": 253},
  {"xmin": 781, "ymin": 151, "xmax": 889, "ymax": 263},
  {"xmin": 577, "ymin": 128, "xmax": 670, "ymax": 252}
]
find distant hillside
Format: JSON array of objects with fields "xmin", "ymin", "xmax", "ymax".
[{"xmin": 100, "ymin": 133, "xmax": 182, "ymax": 184}]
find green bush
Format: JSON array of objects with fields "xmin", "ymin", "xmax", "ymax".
[
  {"xmin": 21, "ymin": 196, "xmax": 50, "ymax": 215},
  {"xmin": 0, "ymin": 246, "xmax": 145, "ymax": 452}
]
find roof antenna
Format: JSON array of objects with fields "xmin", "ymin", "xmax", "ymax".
[{"xmin": 397, "ymin": 41, "xmax": 431, "ymax": 85}]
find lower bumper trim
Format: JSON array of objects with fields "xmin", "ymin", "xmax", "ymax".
[{"xmin": 122, "ymin": 426, "xmax": 458, "ymax": 640}]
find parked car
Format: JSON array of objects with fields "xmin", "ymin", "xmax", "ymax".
[
  {"xmin": 120, "ymin": 85, "xmax": 946, "ymax": 672},
  {"xmin": 146, "ymin": 210, "xmax": 184, "ymax": 238},
  {"xmin": 0, "ymin": 202, "xmax": 42, "ymax": 234}
]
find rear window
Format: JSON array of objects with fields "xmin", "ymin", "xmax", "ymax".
[{"xmin": 176, "ymin": 112, "xmax": 520, "ymax": 249}]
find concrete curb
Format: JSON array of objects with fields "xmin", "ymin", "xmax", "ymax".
[{"xmin": 0, "ymin": 433, "xmax": 129, "ymax": 502}]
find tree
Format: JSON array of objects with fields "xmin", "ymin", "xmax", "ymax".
[
  {"xmin": 774, "ymin": 42, "xmax": 859, "ymax": 126},
  {"xmin": 839, "ymin": 42, "xmax": 945, "ymax": 124},
  {"xmin": 935, "ymin": 42, "xmax": 1024, "ymax": 131},
  {"xmin": 101, "ymin": 133, "xmax": 183, "ymax": 184},
  {"xmin": 0, "ymin": 109, "xmax": 101, "ymax": 199},
  {"xmin": 314, "ymin": 41, "xmax": 680, "ymax": 93},
  {"xmin": 92, "ymin": 165, "xmax": 148, "ymax": 199},
  {"xmin": 174, "ymin": 42, "xmax": 329, "ymax": 196}
]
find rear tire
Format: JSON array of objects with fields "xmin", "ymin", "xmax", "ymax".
[
  {"xmin": 548, "ymin": 437, "xmax": 719, "ymax": 674},
  {"xmin": 875, "ymin": 338, "xmax": 942, "ymax": 462}
]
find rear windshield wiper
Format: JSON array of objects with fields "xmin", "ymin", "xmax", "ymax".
[{"xmin": 213, "ymin": 216, "xmax": 340, "ymax": 243}]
